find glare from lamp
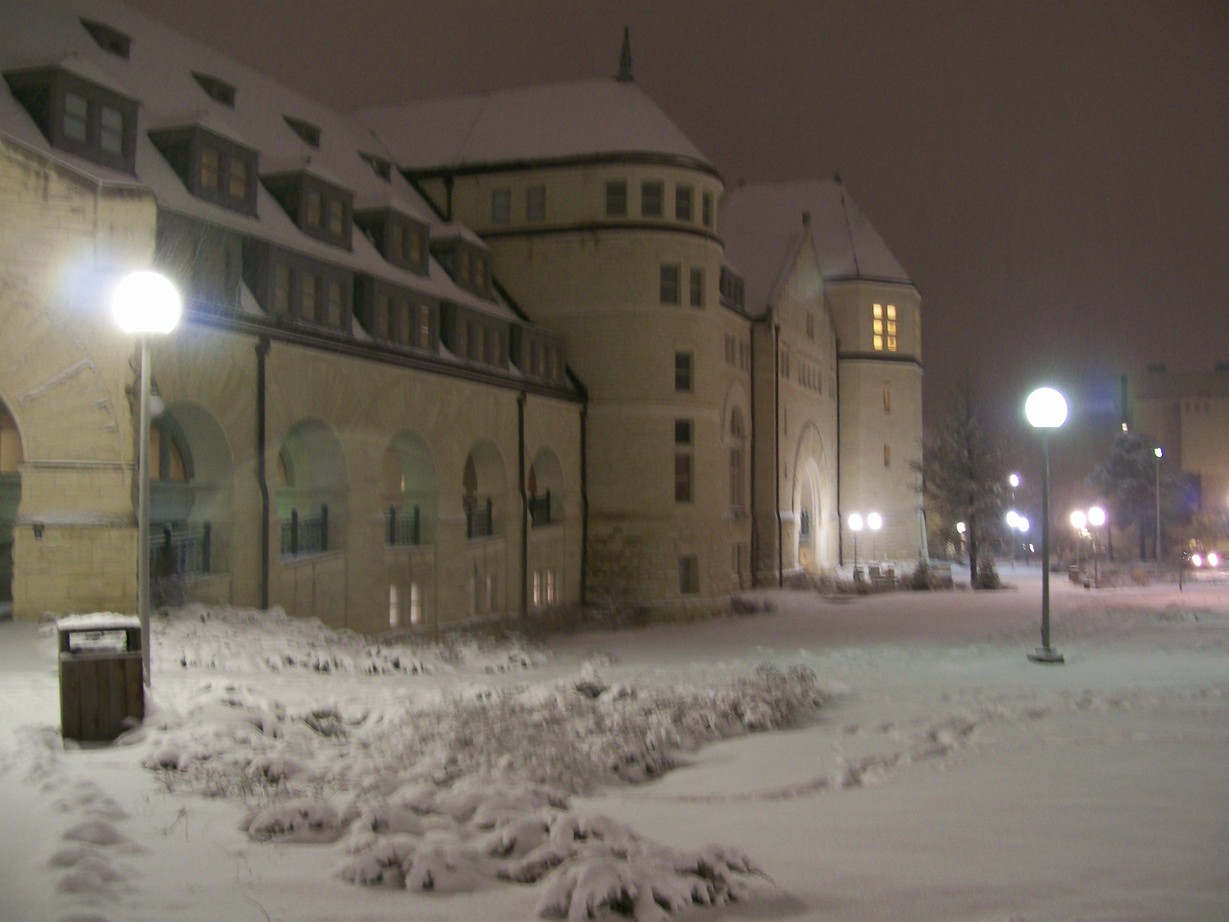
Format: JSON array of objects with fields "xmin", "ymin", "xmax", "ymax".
[
  {"xmin": 1025, "ymin": 387, "xmax": 1068, "ymax": 429},
  {"xmin": 112, "ymin": 270, "xmax": 182, "ymax": 335}
]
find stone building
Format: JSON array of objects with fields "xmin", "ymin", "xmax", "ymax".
[
  {"xmin": 1123, "ymin": 365, "xmax": 1229, "ymax": 547},
  {"xmin": 0, "ymin": 0, "xmax": 925, "ymax": 628}
]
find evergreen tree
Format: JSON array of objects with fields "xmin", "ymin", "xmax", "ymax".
[
  {"xmin": 1089, "ymin": 430, "xmax": 1177, "ymax": 559},
  {"xmin": 913, "ymin": 378, "xmax": 1009, "ymax": 587}
]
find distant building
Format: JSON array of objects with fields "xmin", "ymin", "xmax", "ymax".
[
  {"xmin": 0, "ymin": 0, "xmax": 924, "ymax": 627},
  {"xmin": 1123, "ymin": 365, "xmax": 1229, "ymax": 541}
]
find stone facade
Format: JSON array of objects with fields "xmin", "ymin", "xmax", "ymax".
[{"xmin": 2, "ymin": 1, "xmax": 928, "ymax": 630}]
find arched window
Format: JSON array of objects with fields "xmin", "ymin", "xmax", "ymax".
[{"xmin": 729, "ymin": 408, "xmax": 746, "ymax": 514}]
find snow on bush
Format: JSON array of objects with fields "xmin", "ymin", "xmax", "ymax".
[{"xmin": 139, "ymin": 606, "xmax": 817, "ymax": 919}]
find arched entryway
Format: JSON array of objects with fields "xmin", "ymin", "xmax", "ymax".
[
  {"xmin": 149, "ymin": 401, "xmax": 233, "ymax": 603},
  {"xmin": 277, "ymin": 419, "xmax": 347, "ymax": 557}
]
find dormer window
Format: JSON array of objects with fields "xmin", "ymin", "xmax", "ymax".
[
  {"xmin": 431, "ymin": 237, "xmax": 493, "ymax": 299},
  {"xmin": 80, "ymin": 19, "xmax": 131, "ymax": 59},
  {"xmin": 262, "ymin": 171, "xmax": 353, "ymax": 248},
  {"xmin": 192, "ymin": 72, "xmax": 236, "ymax": 107},
  {"xmin": 4, "ymin": 66, "xmax": 138, "ymax": 173},
  {"xmin": 359, "ymin": 152, "xmax": 392, "ymax": 181},
  {"xmin": 354, "ymin": 209, "xmax": 429, "ymax": 274},
  {"xmin": 284, "ymin": 115, "xmax": 321, "ymax": 148},
  {"xmin": 149, "ymin": 125, "xmax": 258, "ymax": 214}
]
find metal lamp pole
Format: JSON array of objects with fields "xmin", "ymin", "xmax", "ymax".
[
  {"xmin": 113, "ymin": 270, "xmax": 182, "ymax": 687},
  {"xmin": 1025, "ymin": 387, "xmax": 1066, "ymax": 664},
  {"xmin": 1153, "ymin": 447, "xmax": 1163, "ymax": 561}
]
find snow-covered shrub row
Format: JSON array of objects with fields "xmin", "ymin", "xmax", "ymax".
[
  {"xmin": 154, "ymin": 603, "xmax": 545, "ymax": 676},
  {"xmin": 142, "ymin": 663, "xmax": 823, "ymax": 799},
  {"xmin": 238, "ymin": 778, "xmax": 766, "ymax": 921}
]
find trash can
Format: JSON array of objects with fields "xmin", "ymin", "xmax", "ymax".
[{"xmin": 57, "ymin": 615, "xmax": 145, "ymax": 742}]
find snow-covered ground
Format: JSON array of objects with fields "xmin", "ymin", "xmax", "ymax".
[{"xmin": 2, "ymin": 564, "xmax": 1227, "ymax": 921}]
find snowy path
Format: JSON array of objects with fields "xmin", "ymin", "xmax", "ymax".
[{"xmin": 2, "ymin": 567, "xmax": 1228, "ymax": 921}]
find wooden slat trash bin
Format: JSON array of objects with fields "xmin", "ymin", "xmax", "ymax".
[{"xmin": 56, "ymin": 615, "xmax": 145, "ymax": 742}]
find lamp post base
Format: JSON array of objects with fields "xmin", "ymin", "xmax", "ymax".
[{"xmin": 1028, "ymin": 646, "xmax": 1065, "ymax": 664}]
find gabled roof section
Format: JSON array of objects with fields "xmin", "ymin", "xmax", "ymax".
[
  {"xmin": 0, "ymin": 0, "xmax": 521, "ymax": 319},
  {"xmin": 358, "ymin": 78, "xmax": 715, "ymax": 173},
  {"xmin": 721, "ymin": 178, "xmax": 912, "ymax": 315}
]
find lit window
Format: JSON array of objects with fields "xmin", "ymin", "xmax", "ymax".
[
  {"xmin": 642, "ymin": 181, "xmax": 663, "ymax": 218},
  {"xmin": 491, "ymin": 187, "xmax": 511, "ymax": 225},
  {"xmin": 305, "ymin": 190, "xmax": 322, "ymax": 228},
  {"xmin": 389, "ymin": 584, "xmax": 400, "ymax": 627},
  {"xmin": 199, "ymin": 147, "xmax": 220, "ymax": 190},
  {"xmin": 63, "ymin": 91, "xmax": 88, "ymax": 141},
  {"xmin": 409, "ymin": 583, "xmax": 421, "ymax": 624},
  {"xmin": 545, "ymin": 569, "xmax": 556, "ymax": 604},
  {"xmin": 227, "ymin": 156, "xmax": 247, "ymax": 199},
  {"xmin": 326, "ymin": 280, "xmax": 343, "ymax": 326},
  {"xmin": 418, "ymin": 306, "xmax": 431, "ymax": 347},
  {"xmin": 327, "ymin": 199, "xmax": 344, "ymax": 236},
  {"xmin": 272, "ymin": 264, "xmax": 291, "ymax": 316},
  {"xmin": 872, "ymin": 303, "xmax": 898, "ymax": 351},
  {"xmin": 302, "ymin": 274, "xmax": 318, "ymax": 320}
]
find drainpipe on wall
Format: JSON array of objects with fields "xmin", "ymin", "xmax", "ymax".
[
  {"xmin": 835, "ymin": 339, "xmax": 842, "ymax": 567},
  {"xmin": 749, "ymin": 319, "xmax": 758, "ymax": 586},
  {"xmin": 579, "ymin": 401, "xmax": 589, "ymax": 606},
  {"xmin": 774, "ymin": 321, "xmax": 783, "ymax": 587},
  {"xmin": 517, "ymin": 391, "xmax": 528, "ymax": 628},
  {"xmin": 256, "ymin": 336, "xmax": 270, "ymax": 609}
]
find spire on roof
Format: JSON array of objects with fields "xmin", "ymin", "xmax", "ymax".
[{"xmin": 617, "ymin": 27, "xmax": 634, "ymax": 82}]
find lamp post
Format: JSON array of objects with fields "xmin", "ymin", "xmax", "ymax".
[
  {"xmin": 112, "ymin": 270, "xmax": 182, "ymax": 687},
  {"xmin": 1153, "ymin": 447, "xmax": 1163, "ymax": 561},
  {"xmin": 867, "ymin": 511, "xmax": 882, "ymax": 562},
  {"xmin": 848, "ymin": 512, "xmax": 863, "ymax": 578},
  {"xmin": 1087, "ymin": 505, "xmax": 1105, "ymax": 587},
  {"xmin": 1025, "ymin": 386, "xmax": 1067, "ymax": 664},
  {"xmin": 1070, "ymin": 509, "xmax": 1087, "ymax": 573}
]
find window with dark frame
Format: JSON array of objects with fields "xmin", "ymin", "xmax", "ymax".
[
  {"xmin": 491, "ymin": 188, "xmax": 511, "ymax": 225},
  {"xmin": 679, "ymin": 556, "xmax": 700, "ymax": 594},
  {"xmin": 526, "ymin": 185, "xmax": 546, "ymax": 222},
  {"xmin": 660, "ymin": 264, "xmax": 680, "ymax": 304},
  {"xmin": 675, "ymin": 185, "xmax": 693, "ymax": 222},
  {"xmin": 674, "ymin": 351, "xmax": 693, "ymax": 392},
  {"xmin": 641, "ymin": 181, "xmax": 663, "ymax": 218},
  {"xmin": 689, "ymin": 268, "xmax": 704, "ymax": 308},
  {"xmin": 674, "ymin": 452, "xmax": 693, "ymax": 503},
  {"xmin": 605, "ymin": 180, "xmax": 627, "ymax": 217},
  {"xmin": 702, "ymin": 191, "xmax": 713, "ymax": 228}
]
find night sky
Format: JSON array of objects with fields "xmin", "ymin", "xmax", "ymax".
[{"xmin": 123, "ymin": 0, "xmax": 1229, "ymax": 444}]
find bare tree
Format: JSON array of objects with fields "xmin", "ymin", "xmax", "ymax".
[{"xmin": 913, "ymin": 377, "xmax": 1009, "ymax": 587}]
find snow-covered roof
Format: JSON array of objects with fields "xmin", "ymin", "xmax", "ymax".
[
  {"xmin": 357, "ymin": 79, "xmax": 715, "ymax": 172},
  {"xmin": 721, "ymin": 179, "xmax": 913, "ymax": 316},
  {"xmin": 0, "ymin": 0, "xmax": 516, "ymax": 321}
]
